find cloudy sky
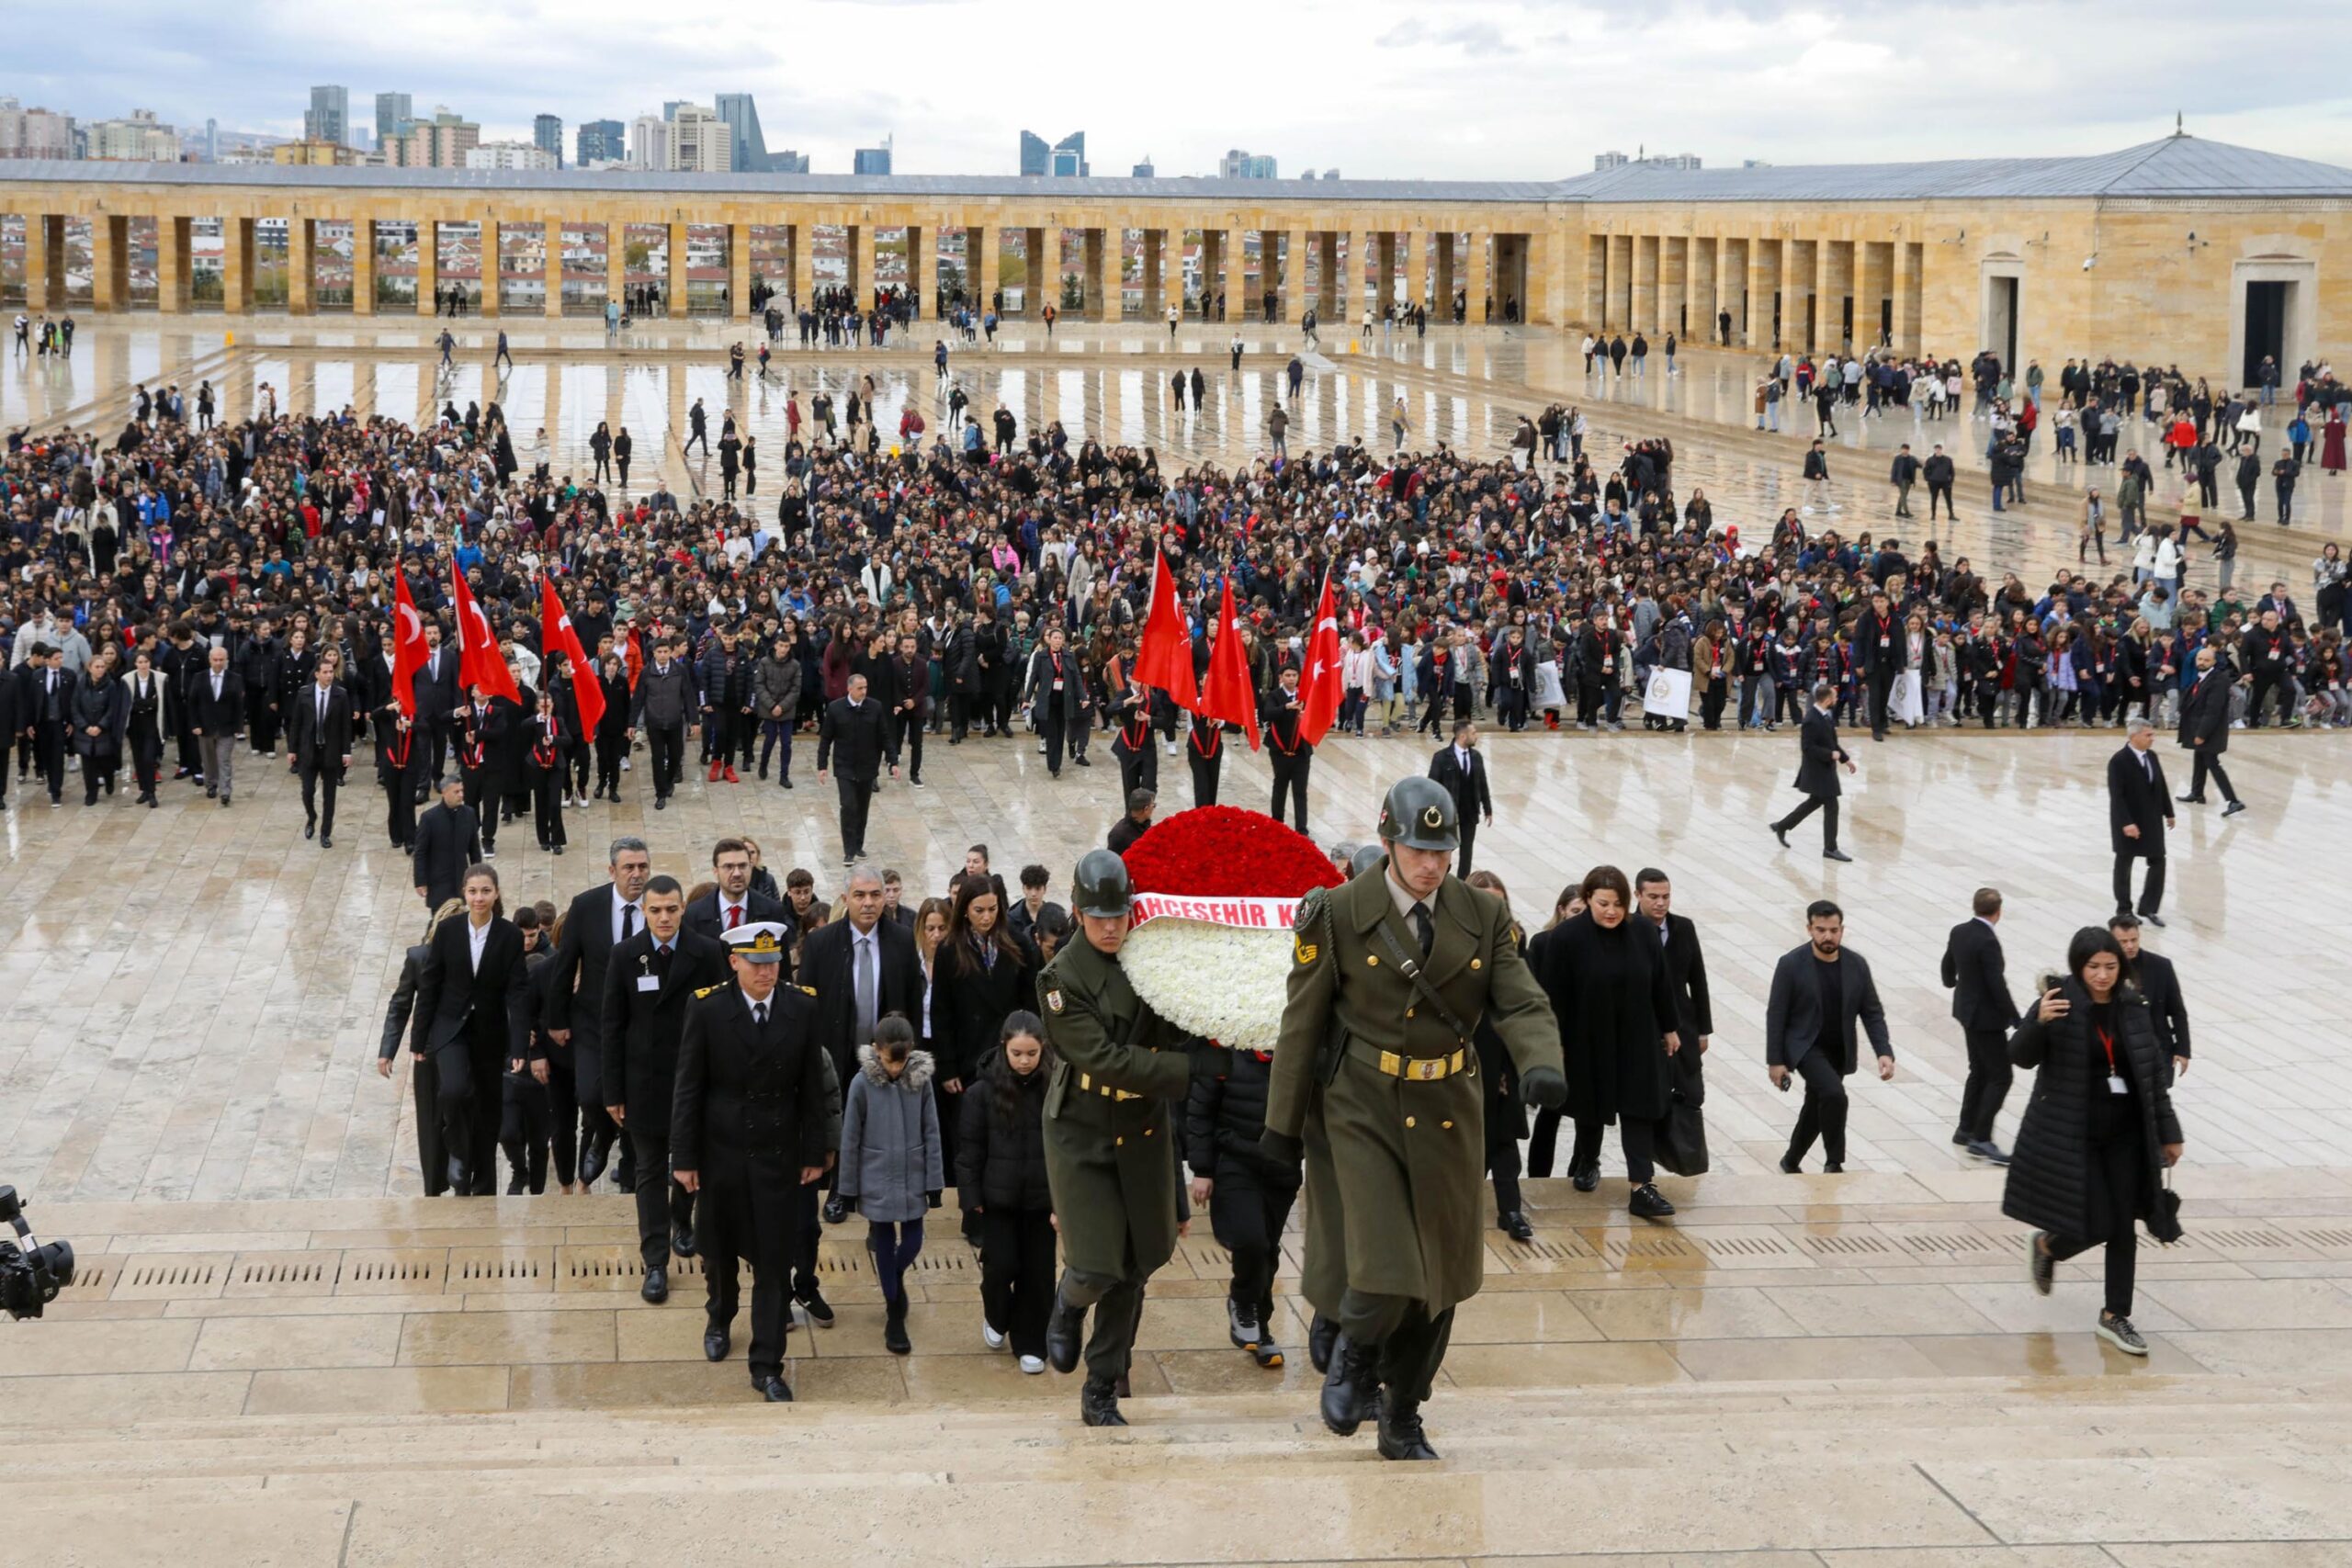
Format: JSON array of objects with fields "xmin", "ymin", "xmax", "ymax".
[{"xmin": 16, "ymin": 0, "xmax": 2352, "ymax": 175}]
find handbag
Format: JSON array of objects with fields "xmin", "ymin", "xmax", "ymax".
[
  {"xmin": 1652, "ymin": 1091, "xmax": 1709, "ymax": 1178},
  {"xmin": 2147, "ymin": 1164, "xmax": 2185, "ymax": 1245}
]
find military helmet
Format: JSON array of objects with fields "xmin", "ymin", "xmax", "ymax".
[
  {"xmin": 1349, "ymin": 842, "xmax": 1387, "ymax": 877},
  {"xmin": 1378, "ymin": 776, "xmax": 1459, "ymax": 852},
  {"xmin": 1072, "ymin": 848, "xmax": 1135, "ymax": 919}
]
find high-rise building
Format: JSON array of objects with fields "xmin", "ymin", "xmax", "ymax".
[
  {"xmin": 304, "ymin": 85, "xmax": 349, "ymax": 146},
  {"xmin": 1593, "ymin": 151, "xmax": 1629, "ymax": 171},
  {"xmin": 576, "ymin": 118, "xmax": 624, "ymax": 166},
  {"xmin": 1218, "ymin": 149, "xmax": 1276, "ymax": 179},
  {"xmin": 1019, "ymin": 130, "xmax": 1048, "ymax": 175},
  {"xmin": 384, "ymin": 108, "xmax": 478, "ymax": 169},
  {"xmin": 670, "ymin": 105, "xmax": 733, "ymax": 173},
  {"xmin": 533, "ymin": 114, "xmax": 563, "ymax": 167},
  {"xmin": 1132, "ymin": 158, "xmax": 1154, "ymax": 178},
  {"xmin": 468, "ymin": 141, "xmax": 558, "ymax": 171},
  {"xmin": 628, "ymin": 114, "xmax": 670, "ymax": 171},
  {"xmin": 1020, "ymin": 130, "xmax": 1087, "ymax": 177},
  {"xmin": 0, "ymin": 97, "xmax": 74, "ymax": 160},
  {"xmin": 854, "ymin": 138, "xmax": 892, "ymax": 175},
  {"xmin": 275, "ymin": 139, "xmax": 359, "ymax": 166},
  {"xmin": 374, "ymin": 92, "xmax": 412, "ymax": 142},
  {"xmin": 715, "ymin": 94, "xmax": 769, "ymax": 173},
  {"xmin": 86, "ymin": 109, "xmax": 179, "ymax": 162},
  {"xmin": 1652, "ymin": 152, "xmax": 1702, "ymax": 170},
  {"xmin": 204, "ymin": 118, "xmax": 219, "ymax": 164},
  {"xmin": 772, "ymin": 149, "xmax": 809, "ymax": 174}
]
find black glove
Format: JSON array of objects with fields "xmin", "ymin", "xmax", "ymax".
[
  {"xmin": 1189, "ymin": 1044, "xmax": 1235, "ymax": 1085},
  {"xmin": 1259, "ymin": 1128, "xmax": 1305, "ymax": 1168},
  {"xmin": 1520, "ymin": 1064, "xmax": 1567, "ymax": 1110},
  {"xmin": 926, "ymin": 1189, "xmax": 942, "ymax": 1209}
]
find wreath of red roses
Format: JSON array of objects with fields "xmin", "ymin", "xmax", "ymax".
[{"xmin": 1118, "ymin": 805, "xmax": 1343, "ymax": 900}]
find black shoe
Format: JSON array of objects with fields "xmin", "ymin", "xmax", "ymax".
[
  {"xmin": 615, "ymin": 1153, "xmax": 636, "ymax": 1191},
  {"xmin": 1226, "ymin": 1297, "xmax": 1261, "ymax": 1350},
  {"xmin": 1375, "ymin": 1389, "xmax": 1440, "ymax": 1461},
  {"xmin": 578, "ymin": 1133, "xmax": 611, "ymax": 1187},
  {"xmin": 504, "ymin": 1168, "xmax": 526, "ymax": 1195},
  {"xmin": 1824, "ymin": 848, "xmax": 1853, "ymax": 863},
  {"xmin": 1628, "ymin": 1182, "xmax": 1676, "ymax": 1220},
  {"xmin": 1780, "ymin": 1153, "xmax": 1804, "ymax": 1174},
  {"xmin": 781, "ymin": 778, "xmax": 795, "ymax": 789},
  {"xmin": 1046, "ymin": 1284, "xmax": 1085, "ymax": 1374},
  {"xmin": 447, "ymin": 1156, "xmax": 472, "ymax": 1194},
  {"xmin": 1498, "ymin": 1211, "xmax": 1535, "ymax": 1243},
  {"xmin": 2176, "ymin": 793, "xmax": 2205, "ymax": 804},
  {"xmin": 1320, "ymin": 1336, "xmax": 1382, "ymax": 1437},
  {"xmin": 795, "ymin": 1285, "xmax": 836, "ymax": 1328},
  {"xmin": 2141, "ymin": 912, "xmax": 2166, "ymax": 928},
  {"xmin": 1966, "ymin": 1139, "xmax": 2011, "ymax": 1167},
  {"xmin": 1073, "ymin": 755, "xmax": 1090, "ymax": 767},
  {"xmin": 1080, "ymin": 1378, "xmax": 1126, "ymax": 1427},
  {"xmin": 321, "ymin": 834, "xmax": 332, "ymax": 850},
  {"xmin": 641, "ymin": 1266, "xmax": 669, "ymax": 1304},
  {"xmin": 1570, "ymin": 1165, "xmax": 1600, "ymax": 1193},
  {"xmin": 2028, "ymin": 1231, "xmax": 2054, "ymax": 1297},
  {"xmin": 655, "ymin": 796, "xmax": 667, "ymax": 810},
  {"xmin": 823, "ymin": 1193, "xmax": 849, "ymax": 1225},
  {"xmin": 1824, "ymin": 1161, "xmax": 1845, "ymax": 1173},
  {"xmin": 673, "ymin": 1226, "xmax": 695, "ymax": 1258},
  {"xmin": 706, "ymin": 1325, "xmax": 730, "ymax": 1360},
  {"xmin": 755, "ymin": 1373, "xmax": 794, "ymax": 1402},
  {"xmin": 1771, "ymin": 824, "xmax": 1790, "ymax": 849},
  {"xmin": 884, "ymin": 1300, "xmax": 911, "ymax": 1356},
  {"xmin": 2222, "ymin": 799, "xmax": 2247, "ymax": 818},
  {"xmin": 304, "ymin": 819, "xmax": 315, "ymax": 840},
  {"xmin": 1307, "ymin": 1312, "xmax": 1340, "ymax": 1375}
]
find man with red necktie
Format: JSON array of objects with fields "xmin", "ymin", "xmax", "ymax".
[{"xmin": 687, "ymin": 837, "xmax": 789, "ymax": 944}]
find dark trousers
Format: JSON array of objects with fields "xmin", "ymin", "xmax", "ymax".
[
  {"xmin": 594, "ymin": 734, "xmax": 626, "ymax": 795},
  {"xmin": 1209, "ymin": 1171, "xmax": 1298, "ymax": 1325},
  {"xmin": 1866, "ymin": 669, "xmax": 1894, "ymax": 738},
  {"xmin": 499, "ymin": 1070, "xmax": 549, "ymax": 1193},
  {"xmin": 702, "ymin": 1179, "xmax": 800, "ymax": 1379},
  {"xmin": 435, "ymin": 1037, "xmax": 504, "ymax": 1193},
  {"xmin": 648, "ymin": 724, "xmax": 684, "ymax": 800},
  {"xmin": 1928, "ymin": 482, "xmax": 1954, "ymax": 519},
  {"xmin": 758, "ymin": 720, "xmax": 793, "ymax": 782},
  {"xmin": 1784, "ymin": 1051, "xmax": 1850, "ymax": 1167},
  {"xmin": 1956, "ymin": 1027, "xmax": 2014, "ymax": 1144},
  {"xmin": 542, "ymin": 1053, "xmax": 581, "ymax": 1186},
  {"xmin": 1188, "ymin": 750, "xmax": 1220, "ymax": 807},
  {"xmin": 1335, "ymin": 1288, "xmax": 1455, "ymax": 1404},
  {"xmin": 1040, "ymin": 710, "xmax": 1068, "ymax": 774},
  {"xmin": 627, "ymin": 1126, "xmax": 695, "ymax": 1267},
  {"xmin": 1570, "ymin": 1114, "xmax": 1656, "ymax": 1185},
  {"xmin": 2044, "ymin": 1106, "xmax": 2145, "ymax": 1316},
  {"xmin": 80, "ymin": 752, "xmax": 116, "ymax": 804},
  {"xmin": 1270, "ymin": 752, "xmax": 1310, "ymax": 831},
  {"xmin": 532, "ymin": 769, "xmax": 566, "ymax": 849},
  {"xmin": 33, "ymin": 720, "xmax": 64, "ymax": 801},
  {"xmin": 1774, "ymin": 791, "xmax": 1841, "ymax": 852},
  {"xmin": 300, "ymin": 760, "xmax": 339, "ymax": 835},
  {"xmin": 383, "ymin": 765, "xmax": 419, "ymax": 847},
  {"xmin": 2188, "ymin": 750, "xmax": 2237, "ymax": 804},
  {"xmin": 865, "ymin": 1218, "xmax": 925, "ymax": 1306},
  {"xmin": 1057, "ymin": 1265, "xmax": 1147, "ymax": 1385},
  {"xmin": 1455, "ymin": 819, "xmax": 1478, "ymax": 878},
  {"xmin": 2247, "ymin": 670, "xmax": 2288, "ymax": 726},
  {"xmin": 461, "ymin": 766, "xmax": 497, "ymax": 850},
  {"xmin": 836, "ymin": 774, "xmax": 875, "ymax": 859},
  {"xmin": 1115, "ymin": 747, "xmax": 1155, "ymax": 805},
  {"xmin": 409, "ymin": 1054, "xmax": 448, "ymax": 1197},
  {"xmin": 2113, "ymin": 849, "xmax": 2165, "ymax": 916},
  {"xmin": 891, "ymin": 712, "xmax": 923, "ymax": 782},
  {"xmin": 1527, "ymin": 1106, "xmax": 1565, "ymax": 1178},
  {"xmin": 1485, "ymin": 1107, "xmax": 1523, "ymax": 1218},
  {"xmin": 979, "ymin": 1206, "xmax": 1057, "ymax": 1359}
]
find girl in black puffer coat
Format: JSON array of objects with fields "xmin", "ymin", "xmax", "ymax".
[
  {"xmin": 956, "ymin": 1011, "xmax": 1057, "ymax": 1371},
  {"xmin": 2003, "ymin": 926, "xmax": 2187, "ymax": 1357},
  {"xmin": 1184, "ymin": 1043, "xmax": 1295, "ymax": 1370}
]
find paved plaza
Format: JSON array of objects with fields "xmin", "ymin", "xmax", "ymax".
[{"xmin": 5, "ymin": 322, "xmax": 2352, "ymax": 1562}]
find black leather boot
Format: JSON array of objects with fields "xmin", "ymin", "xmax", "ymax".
[
  {"xmin": 1046, "ymin": 1284, "xmax": 1084, "ymax": 1374},
  {"xmin": 1319, "ymin": 1335, "xmax": 1381, "ymax": 1437},
  {"xmin": 1307, "ymin": 1311, "xmax": 1340, "ymax": 1374},
  {"xmin": 1080, "ymin": 1377, "xmax": 1126, "ymax": 1427},
  {"xmin": 1376, "ymin": 1388, "xmax": 1440, "ymax": 1461}
]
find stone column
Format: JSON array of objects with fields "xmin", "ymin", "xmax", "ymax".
[
  {"xmin": 1219, "ymin": 228, "xmax": 1244, "ymax": 326},
  {"xmin": 667, "ymin": 219, "xmax": 690, "ymax": 318},
  {"xmin": 1526, "ymin": 228, "xmax": 1555, "ymax": 326},
  {"xmin": 607, "ymin": 220, "xmax": 628, "ymax": 314},
  {"xmin": 1316, "ymin": 231, "xmax": 1340, "ymax": 321},
  {"xmin": 906, "ymin": 222, "xmax": 931, "ymax": 319},
  {"xmin": 1375, "ymin": 231, "xmax": 1397, "ymax": 316},
  {"xmin": 1815, "ymin": 238, "xmax": 1841, "ymax": 354},
  {"xmin": 1464, "ymin": 232, "xmax": 1490, "ymax": 324},
  {"xmin": 729, "ymin": 221, "xmax": 752, "ymax": 318},
  {"xmin": 791, "ymin": 222, "xmax": 814, "ymax": 310},
  {"xmin": 1408, "ymin": 231, "xmax": 1431, "ymax": 321},
  {"xmin": 1785, "ymin": 240, "xmax": 1815, "ymax": 353},
  {"xmin": 1659, "ymin": 237, "xmax": 1687, "ymax": 337},
  {"xmin": 1021, "ymin": 225, "xmax": 1044, "ymax": 314},
  {"xmin": 158, "ymin": 216, "xmax": 192, "ymax": 313},
  {"xmin": 286, "ymin": 218, "xmax": 313, "ymax": 316},
  {"xmin": 23, "ymin": 215, "xmax": 56, "ymax": 310},
  {"xmin": 1745, "ymin": 236, "xmax": 1773, "ymax": 350},
  {"xmin": 1892, "ymin": 240, "xmax": 1917, "ymax": 355},
  {"xmin": 1689, "ymin": 237, "xmax": 1716, "ymax": 344},
  {"xmin": 1628, "ymin": 235, "xmax": 1655, "ymax": 332},
  {"xmin": 1277, "ymin": 229, "xmax": 1304, "ymax": 322},
  {"xmin": 414, "ymin": 219, "xmax": 438, "ymax": 317},
  {"xmin": 1434, "ymin": 232, "xmax": 1456, "ymax": 321},
  {"xmin": 1140, "ymin": 228, "xmax": 1163, "ymax": 319},
  {"xmin": 475, "ymin": 218, "xmax": 499, "ymax": 319},
  {"xmin": 542, "ymin": 220, "xmax": 564, "ymax": 319},
  {"xmin": 223, "ymin": 217, "xmax": 255, "ymax": 314},
  {"xmin": 975, "ymin": 222, "xmax": 1000, "ymax": 312},
  {"xmin": 1084, "ymin": 227, "xmax": 1109, "ymax": 321},
  {"xmin": 92, "ymin": 215, "xmax": 128, "ymax": 310}
]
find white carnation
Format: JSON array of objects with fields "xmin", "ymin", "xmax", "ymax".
[{"xmin": 1122, "ymin": 918, "xmax": 1293, "ymax": 1053}]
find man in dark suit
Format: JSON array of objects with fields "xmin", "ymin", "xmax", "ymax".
[
  {"xmin": 411, "ymin": 777, "xmax": 481, "ymax": 914},
  {"xmin": 187, "ymin": 642, "xmax": 244, "ymax": 806},
  {"xmin": 412, "ymin": 626, "xmax": 460, "ymax": 786},
  {"xmin": 599, "ymin": 874, "xmax": 729, "ymax": 1302},
  {"xmin": 2177, "ymin": 647, "xmax": 2247, "ymax": 817},
  {"xmin": 1853, "ymin": 591, "xmax": 1905, "ymax": 741},
  {"xmin": 1635, "ymin": 868, "xmax": 1713, "ymax": 1184},
  {"xmin": 2110, "ymin": 914, "xmax": 2193, "ymax": 1085},
  {"xmin": 672, "ymin": 920, "xmax": 839, "ymax": 1402},
  {"xmin": 543, "ymin": 837, "xmax": 653, "ymax": 1188},
  {"xmin": 797, "ymin": 865, "xmax": 922, "ymax": 1271},
  {"xmin": 630, "ymin": 635, "xmax": 694, "ymax": 809},
  {"xmin": 22, "ymin": 646, "xmax": 73, "ymax": 807},
  {"xmin": 2107, "ymin": 720, "xmax": 2174, "ymax": 923},
  {"xmin": 287, "ymin": 653, "xmax": 355, "ymax": 848},
  {"xmin": 817, "ymin": 671, "xmax": 888, "ymax": 864},
  {"xmin": 880, "ymin": 630, "xmax": 928, "ymax": 787},
  {"xmin": 1261, "ymin": 664, "xmax": 1313, "ymax": 832},
  {"xmin": 1427, "ymin": 719, "xmax": 1495, "ymax": 876},
  {"xmin": 685, "ymin": 836, "xmax": 789, "ymax": 942},
  {"xmin": 1941, "ymin": 886, "xmax": 2019, "ymax": 1162},
  {"xmin": 1764, "ymin": 899, "xmax": 1895, "ymax": 1172},
  {"xmin": 1770, "ymin": 682, "xmax": 1855, "ymax": 862}
]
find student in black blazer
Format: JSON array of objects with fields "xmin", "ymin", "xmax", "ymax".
[
  {"xmin": 1428, "ymin": 719, "xmax": 1496, "ymax": 876},
  {"xmin": 412, "ymin": 630, "xmax": 461, "ymax": 784},
  {"xmin": 1942, "ymin": 887, "xmax": 2020, "ymax": 1161},
  {"xmin": 287, "ymin": 656, "xmax": 356, "ymax": 847},
  {"xmin": 2110, "ymin": 915, "xmax": 2193, "ymax": 1085},
  {"xmin": 684, "ymin": 837, "xmax": 790, "ymax": 942},
  {"xmin": 598, "ymin": 874, "xmax": 729, "ymax": 1296},
  {"xmin": 411, "ymin": 777, "xmax": 482, "ymax": 914},
  {"xmin": 521, "ymin": 690, "xmax": 571, "ymax": 853},
  {"xmin": 2106, "ymin": 721, "xmax": 2174, "ymax": 922},
  {"xmin": 1770, "ymin": 683, "xmax": 1855, "ymax": 861},
  {"xmin": 543, "ymin": 840, "xmax": 655, "ymax": 1187},
  {"xmin": 1764, "ymin": 899, "xmax": 1895, "ymax": 1172},
  {"xmin": 408, "ymin": 865, "xmax": 533, "ymax": 1195}
]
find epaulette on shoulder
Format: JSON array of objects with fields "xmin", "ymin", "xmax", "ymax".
[
  {"xmin": 1293, "ymin": 886, "xmax": 1329, "ymax": 932},
  {"xmin": 694, "ymin": 985, "xmax": 723, "ymax": 999},
  {"xmin": 798, "ymin": 985, "xmax": 817, "ymax": 997}
]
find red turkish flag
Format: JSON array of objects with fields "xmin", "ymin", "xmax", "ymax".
[
  {"xmin": 449, "ymin": 564, "xmax": 520, "ymax": 704},
  {"xmin": 390, "ymin": 568, "xmax": 427, "ymax": 719},
  {"xmin": 539, "ymin": 576, "xmax": 605, "ymax": 738},
  {"xmin": 1297, "ymin": 569, "xmax": 1343, "ymax": 746},
  {"xmin": 1131, "ymin": 548, "xmax": 1199, "ymax": 710},
  {"xmin": 1197, "ymin": 576, "xmax": 1261, "ymax": 751}
]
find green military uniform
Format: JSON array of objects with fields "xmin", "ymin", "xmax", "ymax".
[
  {"xmin": 1265, "ymin": 779, "xmax": 1562, "ymax": 1460},
  {"xmin": 1036, "ymin": 850, "xmax": 1217, "ymax": 1425}
]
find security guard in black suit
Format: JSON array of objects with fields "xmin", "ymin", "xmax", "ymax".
[
  {"xmin": 1941, "ymin": 887, "xmax": 2020, "ymax": 1160},
  {"xmin": 672, "ymin": 921, "xmax": 842, "ymax": 1403}
]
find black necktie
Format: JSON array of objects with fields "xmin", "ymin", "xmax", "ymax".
[
  {"xmin": 754, "ymin": 1000, "xmax": 768, "ymax": 1027},
  {"xmin": 1409, "ymin": 901, "xmax": 1434, "ymax": 959},
  {"xmin": 654, "ymin": 942, "xmax": 673, "ymax": 979},
  {"xmin": 621, "ymin": 904, "xmax": 638, "ymax": 943}
]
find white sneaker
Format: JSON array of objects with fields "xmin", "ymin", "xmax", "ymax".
[
  {"xmin": 1018, "ymin": 1355, "xmax": 1046, "ymax": 1375},
  {"xmin": 982, "ymin": 1320, "xmax": 1007, "ymax": 1351}
]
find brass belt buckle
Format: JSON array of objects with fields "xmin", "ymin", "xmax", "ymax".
[{"xmin": 1408, "ymin": 1056, "xmax": 1445, "ymax": 1081}]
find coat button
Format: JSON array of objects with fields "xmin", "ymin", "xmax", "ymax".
[
  {"xmin": 1115, "ymin": 1136, "xmax": 1125, "ymax": 1146},
  {"xmin": 1144, "ymin": 1126, "xmax": 1154, "ymax": 1136},
  {"xmin": 1471, "ymin": 958, "xmax": 1482, "ymax": 970},
  {"xmin": 1405, "ymin": 1116, "xmax": 1417, "ymax": 1128},
  {"xmin": 1367, "ymin": 955, "xmax": 1379, "ymax": 966},
  {"xmin": 1442, "ymin": 1120, "xmax": 1454, "ymax": 1130},
  {"xmin": 1406, "ymin": 1007, "xmax": 1416, "ymax": 1018}
]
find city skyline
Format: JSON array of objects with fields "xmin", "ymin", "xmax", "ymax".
[{"xmin": 7, "ymin": 0, "xmax": 2352, "ymax": 176}]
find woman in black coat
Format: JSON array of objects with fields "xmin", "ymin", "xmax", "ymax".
[
  {"xmin": 2004, "ymin": 926, "xmax": 2186, "ymax": 1356},
  {"xmin": 379, "ymin": 897, "xmax": 465, "ymax": 1197},
  {"xmin": 407, "ymin": 864, "xmax": 532, "ymax": 1196},
  {"xmin": 1534, "ymin": 864, "xmax": 1681, "ymax": 1220},
  {"xmin": 1466, "ymin": 870, "xmax": 1534, "ymax": 1242},
  {"xmin": 69, "ymin": 652, "xmax": 131, "ymax": 805},
  {"xmin": 125, "ymin": 648, "xmax": 168, "ymax": 807},
  {"xmin": 933, "ymin": 874, "xmax": 1034, "ymax": 1229},
  {"xmin": 956, "ymin": 1010, "xmax": 1056, "ymax": 1369}
]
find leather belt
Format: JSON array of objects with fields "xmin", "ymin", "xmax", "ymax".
[{"xmin": 1349, "ymin": 1040, "xmax": 1468, "ymax": 1082}]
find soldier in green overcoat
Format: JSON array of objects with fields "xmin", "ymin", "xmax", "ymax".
[
  {"xmin": 1264, "ymin": 776, "xmax": 1565, "ymax": 1461},
  {"xmin": 1037, "ymin": 849, "xmax": 1230, "ymax": 1427}
]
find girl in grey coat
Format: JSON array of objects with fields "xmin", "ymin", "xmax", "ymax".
[
  {"xmin": 752, "ymin": 638, "xmax": 803, "ymax": 786},
  {"xmin": 837, "ymin": 1015, "xmax": 944, "ymax": 1354}
]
